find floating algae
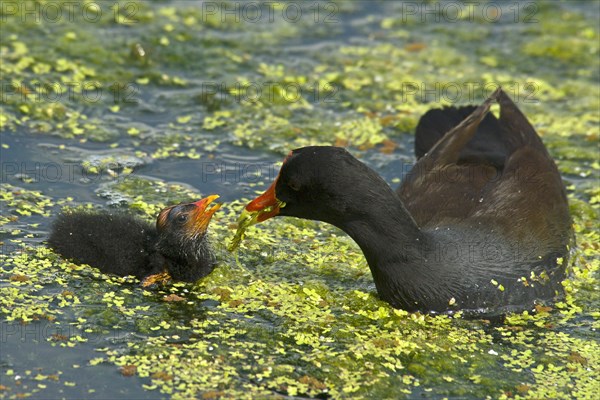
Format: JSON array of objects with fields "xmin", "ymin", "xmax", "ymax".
[{"xmin": 228, "ymin": 200, "xmax": 286, "ymax": 251}]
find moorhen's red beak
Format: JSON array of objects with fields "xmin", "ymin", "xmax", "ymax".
[
  {"xmin": 245, "ymin": 150, "xmax": 295, "ymax": 222},
  {"xmin": 245, "ymin": 179, "xmax": 281, "ymax": 222},
  {"xmin": 229, "ymin": 179, "xmax": 283, "ymax": 251},
  {"xmin": 190, "ymin": 194, "xmax": 222, "ymax": 233},
  {"xmin": 229, "ymin": 152, "xmax": 292, "ymax": 251}
]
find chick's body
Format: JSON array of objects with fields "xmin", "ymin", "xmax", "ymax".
[
  {"xmin": 48, "ymin": 196, "xmax": 221, "ymax": 282},
  {"xmin": 48, "ymin": 211, "xmax": 163, "ymax": 278}
]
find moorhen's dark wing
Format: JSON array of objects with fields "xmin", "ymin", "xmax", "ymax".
[{"xmin": 398, "ymin": 89, "xmax": 571, "ymax": 252}]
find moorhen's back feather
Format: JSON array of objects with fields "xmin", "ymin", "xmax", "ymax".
[
  {"xmin": 415, "ymin": 105, "xmax": 507, "ymax": 167},
  {"xmin": 240, "ymin": 88, "xmax": 573, "ymax": 315},
  {"xmin": 399, "ymin": 90, "xmax": 571, "ymax": 246}
]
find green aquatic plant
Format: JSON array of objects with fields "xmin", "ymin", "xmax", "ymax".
[{"xmin": 1, "ymin": 191, "xmax": 598, "ymax": 398}]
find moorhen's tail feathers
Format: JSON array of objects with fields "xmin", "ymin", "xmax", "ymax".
[
  {"xmin": 415, "ymin": 105, "xmax": 475, "ymax": 158},
  {"xmin": 424, "ymin": 93, "xmax": 494, "ymax": 165},
  {"xmin": 497, "ymin": 89, "xmax": 548, "ymax": 154},
  {"xmin": 415, "ymin": 88, "xmax": 508, "ymax": 167},
  {"xmin": 414, "ymin": 88, "xmax": 553, "ymax": 166},
  {"xmin": 399, "ymin": 88, "xmax": 572, "ymax": 233}
]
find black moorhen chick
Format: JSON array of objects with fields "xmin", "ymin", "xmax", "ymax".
[
  {"xmin": 48, "ymin": 195, "xmax": 221, "ymax": 282},
  {"xmin": 237, "ymin": 89, "xmax": 572, "ymax": 314}
]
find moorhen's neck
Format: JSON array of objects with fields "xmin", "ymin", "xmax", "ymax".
[{"xmin": 330, "ymin": 189, "xmax": 432, "ymax": 307}]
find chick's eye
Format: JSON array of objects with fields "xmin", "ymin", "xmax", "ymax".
[{"xmin": 176, "ymin": 214, "xmax": 188, "ymax": 223}]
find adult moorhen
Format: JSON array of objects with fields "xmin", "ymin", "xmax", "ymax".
[
  {"xmin": 48, "ymin": 195, "xmax": 221, "ymax": 283},
  {"xmin": 236, "ymin": 89, "xmax": 573, "ymax": 314}
]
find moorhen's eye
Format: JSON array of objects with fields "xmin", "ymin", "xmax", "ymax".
[{"xmin": 176, "ymin": 214, "xmax": 188, "ymax": 224}]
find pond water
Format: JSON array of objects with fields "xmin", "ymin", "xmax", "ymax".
[{"xmin": 1, "ymin": 1, "xmax": 598, "ymax": 399}]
